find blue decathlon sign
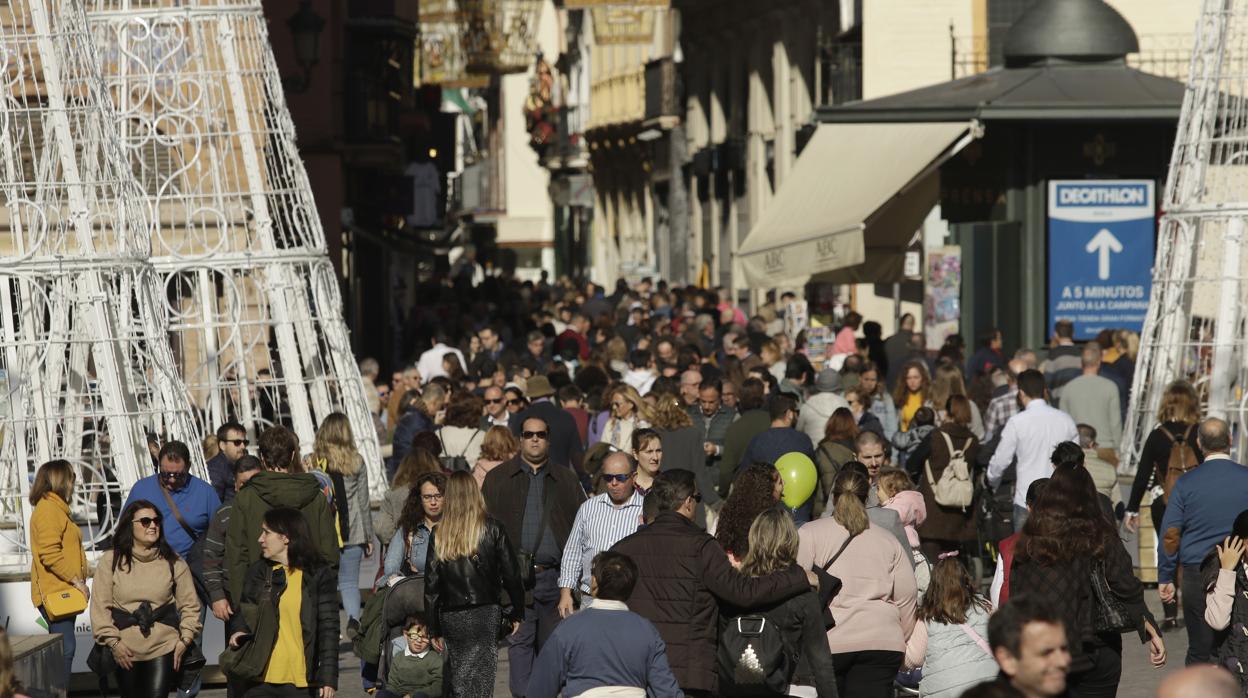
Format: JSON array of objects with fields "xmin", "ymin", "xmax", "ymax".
[{"xmin": 1047, "ymin": 180, "xmax": 1155, "ymax": 340}]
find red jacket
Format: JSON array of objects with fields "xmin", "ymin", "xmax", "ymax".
[{"xmin": 998, "ymin": 532, "xmax": 1020, "ymax": 605}]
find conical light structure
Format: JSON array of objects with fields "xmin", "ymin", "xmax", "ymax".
[
  {"xmin": 84, "ymin": 0, "xmax": 384, "ymax": 496},
  {"xmin": 1123, "ymin": 0, "xmax": 1248, "ymax": 470},
  {"xmin": 0, "ymin": 0, "xmax": 206, "ymax": 562}
]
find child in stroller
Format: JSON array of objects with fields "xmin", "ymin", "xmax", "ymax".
[
  {"xmin": 357, "ymin": 575, "xmax": 442, "ymax": 697},
  {"xmin": 376, "ymin": 615, "xmax": 443, "ymax": 698}
]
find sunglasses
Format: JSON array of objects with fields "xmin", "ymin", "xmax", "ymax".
[
  {"xmin": 224, "ymin": 439, "xmax": 249, "ymax": 447},
  {"xmin": 601, "ymin": 473, "xmax": 633, "ymax": 484},
  {"xmin": 690, "ymin": 493, "xmax": 703, "ymax": 503},
  {"xmin": 507, "ymin": 398, "xmax": 526, "ymax": 406},
  {"xmin": 485, "ymin": 398, "xmax": 503, "ymax": 405},
  {"xmin": 521, "ymin": 430, "xmax": 549, "ymax": 440},
  {"xmin": 159, "ymin": 471, "xmax": 186, "ymax": 481},
  {"xmin": 133, "ymin": 516, "xmax": 162, "ymax": 528}
]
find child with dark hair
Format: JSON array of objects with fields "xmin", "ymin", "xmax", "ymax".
[
  {"xmin": 377, "ymin": 617, "xmax": 443, "ymax": 698},
  {"xmin": 903, "ymin": 555, "xmax": 1000, "ymax": 698},
  {"xmin": 892, "ymin": 406, "xmax": 937, "ymax": 469}
]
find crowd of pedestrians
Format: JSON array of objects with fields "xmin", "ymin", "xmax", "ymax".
[{"xmin": 24, "ymin": 273, "xmax": 1248, "ymax": 698}]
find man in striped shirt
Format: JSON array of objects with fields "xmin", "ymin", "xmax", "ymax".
[{"xmin": 557, "ymin": 452, "xmax": 645, "ymax": 618}]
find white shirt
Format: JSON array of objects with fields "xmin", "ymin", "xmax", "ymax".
[
  {"xmin": 988, "ymin": 399, "xmax": 1079, "ymax": 507},
  {"xmin": 416, "ymin": 343, "xmax": 466, "ymax": 381}
]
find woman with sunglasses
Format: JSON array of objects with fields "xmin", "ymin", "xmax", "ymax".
[
  {"xmin": 227, "ymin": 506, "xmax": 339, "ymax": 698},
  {"xmin": 425, "ymin": 471, "xmax": 524, "ymax": 697},
  {"xmin": 90, "ymin": 500, "xmax": 202, "ymax": 698},
  {"xmin": 28, "ymin": 459, "xmax": 88, "ymax": 680},
  {"xmin": 590, "ymin": 384, "xmax": 652, "ymax": 451}
]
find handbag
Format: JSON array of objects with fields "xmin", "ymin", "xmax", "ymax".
[
  {"xmin": 220, "ymin": 566, "xmax": 283, "ymax": 681},
  {"xmin": 1090, "ymin": 559, "xmax": 1134, "ymax": 634},
  {"xmin": 817, "ymin": 532, "xmax": 858, "ymax": 630},
  {"xmin": 43, "ymin": 586, "xmax": 87, "ymax": 620}
]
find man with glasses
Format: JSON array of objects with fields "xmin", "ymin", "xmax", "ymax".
[
  {"xmin": 483, "ymin": 417, "xmax": 587, "ymax": 697},
  {"xmin": 480, "ymin": 385, "xmax": 511, "ymax": 430},
  {"xmin": 556, "ymin": 452, "xmax": 644, "ymax": 619},
  {"xmin": 206, "ymin": 421, "xmax": 248, "ymax": 503},
  {"xmin": 611, "ymin": 470, "xmax": 816, "ymax": 697},
  {"xmin": 509, "ymin": 376, "xmax": 583, "ymax": 473}
]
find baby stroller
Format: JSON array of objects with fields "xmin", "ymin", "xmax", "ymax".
[{"xmin": 355, "ymin": 574, "xmax": 428, "ymax": 693}]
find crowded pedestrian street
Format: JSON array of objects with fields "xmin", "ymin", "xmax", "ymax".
[{"xmin": 6, "ymin": 0, "xmax": 1248, "ymax": 697}]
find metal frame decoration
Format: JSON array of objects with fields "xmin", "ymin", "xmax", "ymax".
[
  {"xmin": 1122, "ymin": 0, "xmax": 1248, "ymax": 470},
  {"xmin": 83, "ymin": 0, "xmax": 386, "ymax": 497},
  {"xmin": 0, "ymin": 0, "xmax": 208, "ymax": 567}
]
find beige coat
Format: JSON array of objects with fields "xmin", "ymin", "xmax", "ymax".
[{"xmin": 90, "ymin": 548, "xmax": 201, "ymax": 660}]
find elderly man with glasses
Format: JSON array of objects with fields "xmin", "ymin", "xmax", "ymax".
[
  {"xmin": 556, "ymin": 452, "xmax": 645, "ymax": 620},
  {"xmin": 483, "ymin": 417, "xmax": 588, "ymax": 697},
  {"xmin": 480, "ymin": 385, "xmax": 511, "ymax": 430}
]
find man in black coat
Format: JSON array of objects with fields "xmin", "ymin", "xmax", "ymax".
[
  {"xmin": 484, "ymin": 416, "xmax": 588, "ymax": 697},
  {"xmin": 611, "ymin": 470, "xmax": 815, "ymax": 697},
  {"xmin": 510, "ymin": 376, "xmax": 584, "ymax": 472}
]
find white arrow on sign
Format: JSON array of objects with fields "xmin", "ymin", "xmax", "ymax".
[{"xmin": 1085, "ymin": 228, "xmax": 1123, "ymax": 281}]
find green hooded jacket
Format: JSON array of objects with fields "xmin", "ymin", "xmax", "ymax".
[{"xmin": 225, "ymin": 471, "xmax": 341, "ymax": 603}]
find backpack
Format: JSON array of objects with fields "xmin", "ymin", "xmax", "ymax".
[
  {"xmin": 925, "ymin": 430, "xmax": 974, "ymax": 509},
  {"xmin": 438, "ymin": 429, "xmax": 482, "ymax": 472},
  {"xmin": 1159, "ymin": 425, "xmax": 1199, "ymax": 505},
  {"xmin": 717, "ymin": 615, "xmax": 793, "ymax": 695}
]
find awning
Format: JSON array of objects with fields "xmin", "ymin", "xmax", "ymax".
[{"xmin": 738, "ymin": 120, "xmax": 981, "ymax": 287}]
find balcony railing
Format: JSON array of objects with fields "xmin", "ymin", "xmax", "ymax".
[
  {"xmin": 951, "ymin": 33, "xmax": 1194, "ymax": 82},
  {"xmin": 819, "ymin": 41, "xmax": 862, "ymax": 107}
]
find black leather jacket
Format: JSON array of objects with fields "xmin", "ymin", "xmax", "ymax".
[{"xmin": 423, "ymin": 516, "xmax": 525, "ymax": 636}]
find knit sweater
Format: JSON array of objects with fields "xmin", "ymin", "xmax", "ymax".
[
  {"xmin": 387, "ymin": 637, "xmax": 443, "ymax": 697},
  {"xmin": 90, "ymin": 548, "xmax": 202, "ymax": 660}
]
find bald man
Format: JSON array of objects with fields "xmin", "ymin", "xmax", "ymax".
[
  {"xmin": 557, "ymin": 452, "xmax": 646, "ymax": 618},
  {"xmin": 1156, "ymin": 665, "xmax": 1238, "ymax": 698}
]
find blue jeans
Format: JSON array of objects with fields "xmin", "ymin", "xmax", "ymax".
[
  {"xmin": 339, "ymin": 544, "xmax": 366, "ymax": 621},
  {"xmin": 509, "ymin": 568, "xmax": 561, "ymax": 697},
  {"xmin": 1014, "ymin": 504, "xmax": 1029, "ymax": 532},
  {"xmin": 38, "ymin": 606, "xmax": 75, "ymax": 683}
]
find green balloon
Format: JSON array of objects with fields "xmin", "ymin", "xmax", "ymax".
[{"xmin": 775, "ymin": 452, "xmax": 817, "ymax": 509}]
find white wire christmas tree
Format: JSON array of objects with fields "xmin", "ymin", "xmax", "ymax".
[
  {"xmin": 1122, "ymin": 0, "xmax": 1248, "ymax": 470},
  {"xmin": 0, "ymin": 0, "xmax": 207, "ymax": 563},
  {"xmin": 84, "ymin": 0, "xmax": 384, "ymax": 496}
]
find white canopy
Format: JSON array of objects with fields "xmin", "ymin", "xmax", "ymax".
[{"xmin": 738, "ymin": 120, "xmax": 980, "ymax": 286}]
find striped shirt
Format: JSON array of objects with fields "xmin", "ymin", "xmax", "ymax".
[{"xmin": 558, "ymin": 491, "xmax": 645, "ymax": 593}]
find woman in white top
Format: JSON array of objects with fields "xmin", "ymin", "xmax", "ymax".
[
  {"xmin": 439, "ymin": 392, "xmax": 486, "ymax": 467},
  {"xmin": 595, "ymin": 384, "xmax": 652, "ymax": 452}
]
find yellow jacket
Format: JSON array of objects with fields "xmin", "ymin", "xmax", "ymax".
[{"xmin": 29, "ymin": 492, "xmax": 87, "ymax": 608}]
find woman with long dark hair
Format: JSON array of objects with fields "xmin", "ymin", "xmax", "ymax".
[
  {"xmin": 908, "ymin": 395, "xmax": 980, "ymax": 559},
  {"xmin": 894, "ymin": 361, "xmax": 931, "ymax": 433},
  {"xmin": 90, "ymin": 500, "xmax": 201, "ymax": 698},
  {"xmin": 383, "ymin": 472, "xmax": 447, "ymax": 580},
  {"xmin": 813, "ymin": 409, "xmax": 859, "ymax": 518},
  {"xmin": 714, "ymin": 462, "xmax": 783, "ymax": 563},
  {"xmin": 425, "ymin": 471, "xmax": 524, "ymax": 697},
  {"xmin": 1010, "ymin": 458, "xmax": 1166, "ymax": 697},
  {"xmin": 226, "ymin": 507, "xmax": 339, "ymax": 697},
  {"xmin": 1125, "ymin": 380, "xmax": 1202, "ymax": 628}
]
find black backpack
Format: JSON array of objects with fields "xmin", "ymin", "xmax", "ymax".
[
  {"xmin": 438, "ymin": 429, "xmax": 482, "ymax": 472},
  {"xmin": 717, "ymin": 614, "xmax": 793, "ymax": 695}
]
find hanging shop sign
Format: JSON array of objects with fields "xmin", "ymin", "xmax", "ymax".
[{"xmin": 591, "ymin": 7, "xmax": 657, "ymax": 45}]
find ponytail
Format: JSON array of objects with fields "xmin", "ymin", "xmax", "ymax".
[
  {"xmin": 833, "ymin": 491, "xmax": 869, "ymax": 536},
  {"xmin": 830, "ymin": 463, "xmax": 871, "ymax": 536}
]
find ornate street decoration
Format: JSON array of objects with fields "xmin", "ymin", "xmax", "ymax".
[
  {"xmin": 591, "ymin": 6, "xmax": 657, "ymax": 45},
  {"xmin": 418, "ymin": 0, "xmax": 489, "ymax": 88},
  {"xmin": 83, "ymin": 0, "xmax": 386, "ymax": 498},
  {"xmin": 461, "ymin": 0, "xmax": 543, "ymax": 74},
  {"xmin": 0, "ymin": 0, "xmax": 207, "ymax": 560},
  {"xmin": 525, "ymin": 56, "xmax": 558, "ymax": 150},
  {"xmin": 564, "ymin": 0, "xmax": 668, "ymax": 7}
]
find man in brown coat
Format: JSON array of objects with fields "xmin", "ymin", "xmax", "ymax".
[{"xmin": 611, "ymin": 469, "xmax": 816, "ymax": 696}]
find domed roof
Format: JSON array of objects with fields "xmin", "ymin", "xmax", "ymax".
[{"xmin": 1004, "ymin": 0, "xmax": 1139, "ymax": 67}]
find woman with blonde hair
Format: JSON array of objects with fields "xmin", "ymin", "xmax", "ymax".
[
  {"xmin": 720, "ymin": 508, "xmax": 839, "ymax": 697},
  {"xmin": 28, "ymin": 459, "xmax": 88, "ymax": 679},
  {"xmin": 928, "ymin": 364, "xmax": 984, "ymax": 439},
  {"xmin": 473, "ymin": 426, "xmax": 519, "ymax": 488},
  {"xmin": 651, "ymin": 392, "xmax": 721, "ymax": 512},
  {"xmin": 894, "ymin": 360, "xmax": 932, "ymax": 432},
  {"xmin": 590, "ymin": 383, "xmax": 652, "ymax": 451},
  {"xmin": 1126, "ymin": 379, "xmax": 1203, "ymax": 628},
  {"xmin": 312, "ymin": 412, "xmax": 375, "ymax": 633},
  {"xmin": 425, "ymin": 472, "xmax": 525, "ymax": 696},
  {"xmin": 798, "ymin": 464, "xmax": 918, "ymax": 697}
]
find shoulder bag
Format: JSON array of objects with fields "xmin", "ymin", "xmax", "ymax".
[
  {"xmin": 1090, "ymin": 559, "xmax": 1135, "ymax": 634},
  {"xmin": 817, "ymin": 532, "xmax": 858, "ymax": 630},
  {"xmin": 220, "ymin": 565, "xmax": 283, "ymax": 681}
]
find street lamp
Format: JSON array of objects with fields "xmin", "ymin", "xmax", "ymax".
[{"xmin": 284, "ymin": 1, "xmax": 325, "ymax": 93}]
